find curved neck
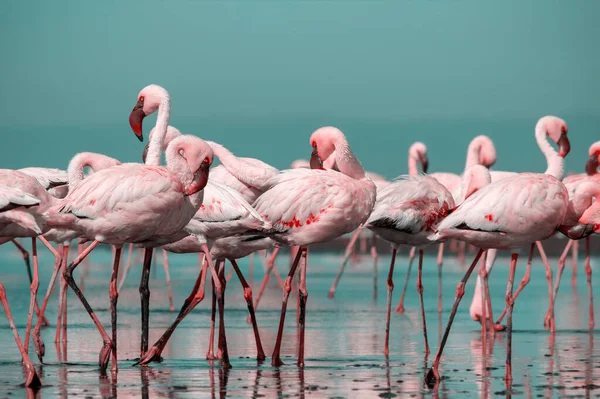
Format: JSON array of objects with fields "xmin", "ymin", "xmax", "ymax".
[
  {"xmin": 208, "ymin": 142, "xmax": 274, "ymax": 190},
  {"xmin": 536, "ymin": 125, "xmax": 564, "ymax": 179},
  {"xmin": 408, "ymin": 155, "xmax": 418, "ymax": 176},
  {"xmin": 145, "ymin": 98, "xmax": 171, "ymax": 166},
  {"xmin": 464, "ymin": 140, "xmax": 482, "ymax": 171},
  {"xmin": 67, "ymin": 153, "xmax": 118, "ymax": 189},
  {"xmin": 332, "ymin": 138, "xmax": 366, "ymax": 180}
]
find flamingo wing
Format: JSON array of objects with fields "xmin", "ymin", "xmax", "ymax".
[
  {"xmin": 0, "ymin": 185, "xmax": 40, "ymax": 211},
  {"xmin": 19, "ymin": 167, "xmax": 68, "ymax": 189}
]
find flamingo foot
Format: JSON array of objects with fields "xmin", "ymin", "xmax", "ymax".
[
  {"xmin": 272, "ymin": 356, "xmax": 284, "ymax": 367},
  {"xmin": 134, "ymin": 346, "xmax": 164, "ymax": 366},
  {"xmin": 425, "ymin": 366, "xmax": 440, "ymax": 388},
  {"xmin": 39, "ymin": 315, "xmax": 50, "ymax": 328},
  {"xmin": 99, "ymin": 340, "xmax": 112, "ymax": 371},
  {"xmin": 33, "ymin": 331, "xmax": 46, "ymax": 361},
  {"xmin": 395, "ymin": 305, "xmax": 405, "ymax": 314},
  {"xmin": 328, "ymin": 289, "xmax": 335, "ymax": 299},
  {"xmin": 494, "ymin": 323, "xmax": 506, "ymax": 332},
  {"xmin": 23, "ymin": 363, "xmax": 42, "ymax": 389}
]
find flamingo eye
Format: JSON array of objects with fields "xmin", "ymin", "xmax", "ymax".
[
  {"xmin": 311, "ymin": 141, "xmax": 316, "ymax": 148},
  {"xmin": 139, "ymin": 96, "xmax": 145, "ymax": 102},
  {"xmin": 203, "ymin": 157, "xmax": 210, "ymax": 164},
  {"xmin": 179, "ymin": 149, "xmax": 185, "ymax": 157}
]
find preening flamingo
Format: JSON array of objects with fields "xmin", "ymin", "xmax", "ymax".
[
  {"xmin": 426, "ymin": 116, "xmax": 571, "ymax": 389},
  {"xmin": 251, "ymin": 126, "xmax": 376, "ymax": 367}
]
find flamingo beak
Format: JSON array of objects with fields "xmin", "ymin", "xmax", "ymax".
[
  {"xmin": 585, "ymin": 153, "xmax": 598, "ymax": 176},
  {"xmin": 558, "ymin": 223, "xmax": 595, "ymax": 240},
  {"xmin": 184, "ymin": 162, "xmax": 210, "ymax": 197},
  {"xmin": 141, "ymin": 143, "xmax": 149, "ymax": 164},
  {"xmin": 557, "ymin": 133, "xmax": 570, "ymax": 158},
  {"xmin": 310, "ymin": 148, "xmax": 324, "ymax": 170},
  {"xmin": 421, "ymin": 155, "xmax": 429, "ymax": 173},
  {"xmin": 129, "ymin": 100, "xmax": 146, "ymax": 142}
]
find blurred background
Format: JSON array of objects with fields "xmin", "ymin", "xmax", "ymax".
[{"xmin": 1, "ymin": 0, "xmax": 598, "ymax": 177}]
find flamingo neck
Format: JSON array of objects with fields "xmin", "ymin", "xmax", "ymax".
[
  {"xmin": 408, "ymin": 155, "xmax": 418, "ymax": 176},
  {"xmin": 536, "ymin": 125, "xmax": 564, "ymax": 179},
  {"xmin": 332, "ymin": 138, "xmax": 366, "ymax": 180},
  {"xmin": 207, "ymin": 141, "xmax": 273, "ymax": 190},
  {"xmin": 66, "ymin": 153, "xmax": 102, "ymax": 189},
  {"xmin": 464, "ymin": 138, "xmax": 484, "ymax": 171},
  {"xmin": 146, "ymin": 98, "xmax": 171, "ymax": 166}
]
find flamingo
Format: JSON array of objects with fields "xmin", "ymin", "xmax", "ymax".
[
  {"xmin": 425, "ymin": 115, "xmax": 571, "ymax": 389},
  {"xmin": 251, "ymin": 126, "xmax": 376, "ymax": 367},
  {"xmin": 328, "ymin": 142, "xmax": 428, "ymax": 300},
  {"xmin": 45, "ymin": 118, "xmax": 213, "ymax": 372},
  {"xmin": 133, "ymin": 126, "xmax": 270, "ymax": 367},
  {"xmin": 31, "ymin": 152, "xmax": 121, "ymax": 362}
]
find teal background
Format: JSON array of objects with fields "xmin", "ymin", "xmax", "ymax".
[{"xmin": 0, "ymin": 0, "xmax": 598, "ymax": 178}]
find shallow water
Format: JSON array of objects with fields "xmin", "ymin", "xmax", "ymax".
[{"xmin": 0, "ymin": 244, "xmax": 598, "ymax": 398}]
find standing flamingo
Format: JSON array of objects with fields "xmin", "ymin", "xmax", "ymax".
[
  {"xmin": 251, "ymin": 126, "xmax": 376, "ymax": 367},
  {"xmin": 425, "ymin": 115, "xmax": 570, "ymax": 389},
  {"xmin": 45, "ymin": 129, "xmax": 213, "ymax": 371}
]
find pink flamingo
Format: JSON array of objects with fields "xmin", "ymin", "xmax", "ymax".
[
  {"xmin": 425, "ymin": 116, "xmax": 570, "ymax": 389},
  {"xmin": 133, "ymin": 126, "xmax": 270, "ymax": 367},
  {"xmin": 251, "ymin": 126, "xmax": 376, "ymax": 367},
  {"xmin": 31, "ymin": 152, "xmax": 121, "ymax": 362},
  {"xmin": 46, "ymin": 118, "xmax": 213, "ymax": 372},
  {"xmin": 328, "ymin": 142, "xmax": 428, "ymax": 300},
  {"xmin": 366, "ymin": 173, "xmax": 454, "ymax": 356}
]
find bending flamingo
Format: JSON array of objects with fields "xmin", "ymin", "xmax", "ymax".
[{"xmin": 426, "ymin": 115, "xmax": 571, "ymax": 389}]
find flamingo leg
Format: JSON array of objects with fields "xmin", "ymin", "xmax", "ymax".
[
  {"xmin": 0, "ymin": 282, "xmax": 41, "ymax": 388},
  {"xmin": 249, "ymin": 252, "xmax": 255, "ymax": 288},
  {"xmin": 216, "ymin": 260, "xmax": 231, "ymax": 368},
  {"xmin": 481, "ymin": 253, "xmax": 497, "ymax": 340},
  {"xmin": 161, "ymin": 249, "xmax": 175, "ymax": 312},
  {"xmin": 384, "ymin": 248, "xmax": 397, "ymax": 357},
  {"xmin": 225, "ymin": 264, "xmax": 234, "ymax": 282},
  {"xmin": 11, "ymin": 239, "xmax": 33, "ymax": 286},
  {"xmin": 546, "ymin": 240, "xmax": 573, "ymax": 328},
  {"xmin": 437, "ymin": 243, "xmax": 444, "ymax": 313},
  {"xmin": 63, "ymin": 240, "xmax": 112, "ymax": 371},
  {"xmin": 32, "ymin": 243, "xmax": 64, "ymax": 361},
  {"xmin": 24, "ymin": 238, "xmax": 40, "ymax": 354},
  {"xmin": 206, "ymin": 269, "xmax": 217, "ymax": 361},
  {"xmin": 504, "ymin": 253, "xmax": 518, "ymax": 389},
  {"xmin": 457, "ymin": 241, "xmax": 466, "ymax": 267},
  {"xmin": 479, "ymin": 253, "xmax": 488, "ymax": 352},
  {"xmin": 59, "ymin": 255, "xmax": 68, "ymax": 345},
  {"xmin": 139, "ymin": 248, "xmax": 153, "ymax": 358},
  {"xmin": 229, "ymin": 259, "xmax": 266, "ymax": 362},
  {"xmin": 571, "ymin": 239, "xmax": 579, "ymax": 288},
  {"xmin": 109, "ymin": 246, "xmax": 122, "ymax": 372},
  {"xmin": 271, "ymin": 248, "xmax": 304, "ymax": 367},
  {"xmin": 426, "ymin": 248, "xmax": 484, "ymax": 387},
  {"xmin": 395, "ymin": 247, "xmax": 416, "ymax": 313},
  {"xmin": 117, "ymin": 243, "xmax": 135, "ymax": 292},
  {"xmin": 495, "ymin": 243, "xmax": 534, "ymax": 327},
  {"xmin": 252, "ymin": 248, "xmax": 280, "ymax": 312},
  {"xmin": 297, "ymin": 248, "xmax": 309, "ymax": 367},
  {"xmin": 584, "ymin": 236, "xmax": 594, "ymax": 330},
  {"xmin": 417, "ymin": 249, "xmax": 430, "ymax": 356},
  {"xmin": 328, "ymin": 228, "xmax": 362, "ymax": 298},
  {"xmin": 536, "ymin": 242, "xmax": 555, "ymax": 332},
  {"xmin": 371, "ymin": 233, "xmax": 378, "ymax": 300},
  {"xmin": 136, "ymin": 256, "xmax": 209, "ymax": 365}
]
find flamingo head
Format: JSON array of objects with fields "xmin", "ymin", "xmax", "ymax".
[
  {"xmin": 539, "ymin": 116, "xmax": 570, "ymax": 158},
  {"xmin": 409, "ymin": 142, "xmax": 429, "ymax": 173},
  {"xmin": 309, "ymin": 126, "xmax": 345, "ymax": 170},
  {"xmin": 168, "ymin": 135, "xmax": 213, "ymax": 197},
  {"xmin": 129, "ymin": 84, "xmax": 170, "ymax": 142},
  {"xmin": 476, "ymin": 135, "xmax": 497, "ymax": 168},
  {"xmin": 585, "ymin": 141, "xmax": 600, "ymax": 176},
  {"xmin": 142, "ymin": 126, "xmax": 183, "ymax": 163}
]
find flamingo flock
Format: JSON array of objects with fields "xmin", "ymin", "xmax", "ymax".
[{"xmin": 1, "ymin": 84, "xmax": 598, "ymax": 392}]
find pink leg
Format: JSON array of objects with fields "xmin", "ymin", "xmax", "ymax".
[
  {"xmin": 11, "ymin": 239, "xmax": 47, "ymax": 327},
  {"xmin": 216, "ymin": 260, "xmax": 230, "ymax": 368},
  {"xmin": 371, "ymin": 233, "xmax": 378, "ymax": 300},
  {"xmin": 496, "ymin": 243, "xmax": 534, "ymax": 327},
  {"xmin": 253, "ymin": 248, "xmax": 281, "ymax": 312},
  {"xmin": 249, "ymin": 252, "xmax": 255, "ymax": 288},
  {"xmin": 230, "ymin": 259, "xmax": 266, "ymax": 362},
  {"xmin": 32, "ymin": 243, "xmax": 64, "ymax": 361},
  {"xmin": 360, "ymin": 234, "xmax": 367, "ymax": 254},
  {"xmin": 206, "ymin": 263, "xmax": 217, "ymax": 361},
  {"xmin": 546, "ymin": 240, "xmax": 573, "ymax": 329},
  {"xmin": 137, "ymin": 256, "xmax": 209, "ymax": 365},
  {"xmin": 271, "ymin": 249, "xmax": 304, "ymax": 367},
  {"xmin": 24, "ymin": 238, "xmax": 40, "ymax": 354},
  {"xmin": 0, "ymin": 282, "xmax": 41, "ymax": 388},
  {"xmin": 139, "ymin": 248, "xmax": 154, "ymax": 358},
  {"xmin": 416, "ymin": 250, "xmax": 430, "ymax": 356},
  {"xmin": 225, "ymin": 264, "xmax": 234, "ymax": 282},
  {"xmin": 457, "ymin": 241, "xmax": 466, "ymax": 267},
  {"xmin": 536, "ymin": 242, "xmax": 555, "ymax": 332},
  {"xmin": 571, "ymin": 239, "xmax": 579, "ymax": 288},
  {"xmin": 481, "ymin": 253, "xmax": 497, "ymax": 340},
  {"xmin": 328, "ymin": 228, "xmax": 362, "ymax": 298},
  {"xmin": 109, "ymin": 246, "xmax": 122, "ymax": 371},
  {"xmin": 117, "ymin": 243, "xmax": 135, "ymax": 292},
  {"xmin": 60, "ymin": 259, "xmax": 68, "ymax": 345},
  {"xmin": 384, "ymin": 248, "xmax": 398, "ymax": 357},
  {"xmin": 584, "ymin": 236, "xmax": 594, "ymax": 330},
  {"xmin": 437, "ymin": 243, "xmax": 444, "ymax": 313},
  {"xmin": 426, "ymin": 249, "xmax": 484, "ymax": 387},
  {"xmin": 63, "ymin": 240, "xmax": 113, "ymax": 371},
  {"xmin": 297, "ymin": 249, "xmax": 309, "ymax": 367},
  {"xmin": 161, "ymin": 249, "xmax": 175, "ymax": 312},
  {"xmin": 504, "ymin": 253, "xmax": 519, "ymax": 390},
  {"xmin": 395, "ymin": 247, "xmax": 416, "ymax": 313}
]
